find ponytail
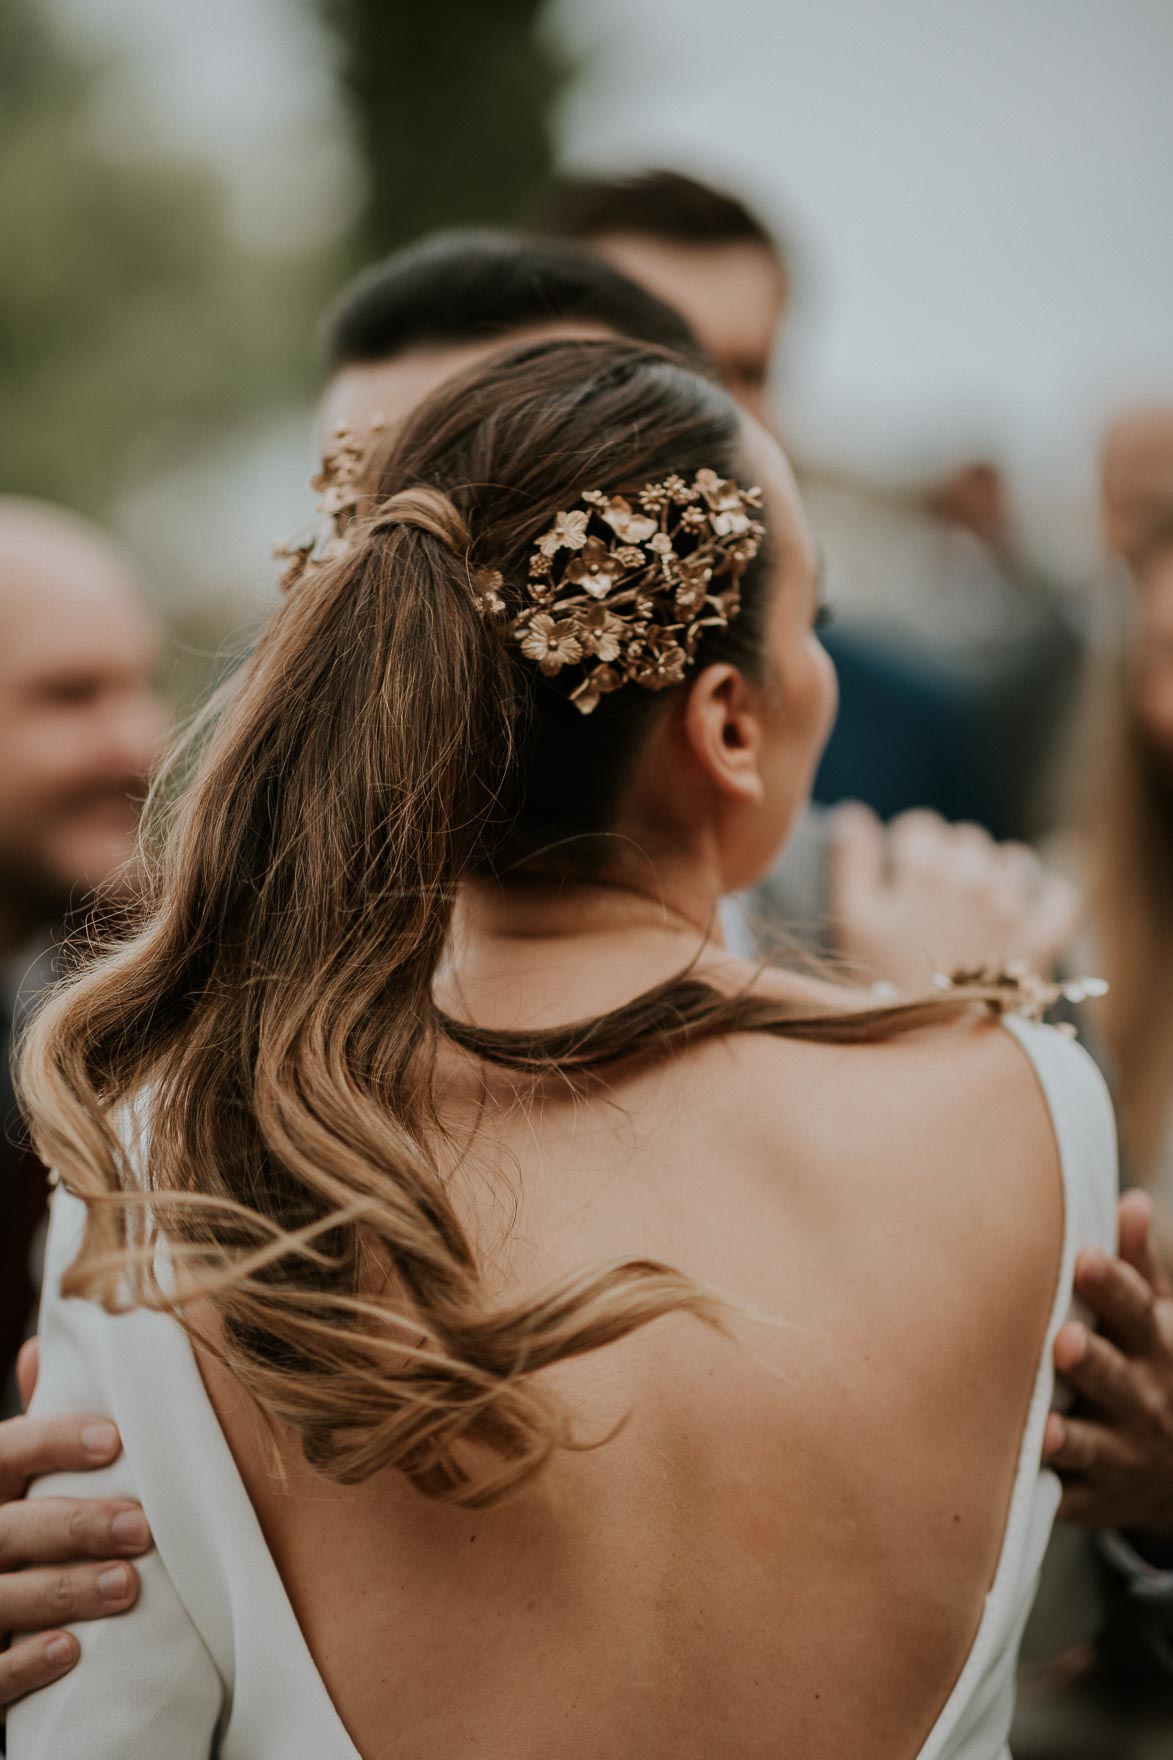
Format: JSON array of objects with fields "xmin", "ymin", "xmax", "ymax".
[{"xmin": 19, "ymin": 474, "xmax": 730, "ymax": 1505}]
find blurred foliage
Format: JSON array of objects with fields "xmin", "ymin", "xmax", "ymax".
[
  {"xmin": 323, "ymin": 0, "xmax": 562, "ymax": 258},
  {"xmin": 0, "ymin": 0, "xmax": 341, "ymax": 520},
  {"xmin": 0, "ymin": 0, "xmax": 564, "ymax": 528}
]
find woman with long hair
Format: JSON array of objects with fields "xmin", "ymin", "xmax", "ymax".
[
  {"xmin": 1086, "ymin": 512, "xmax": 1173, "ymax": 1230},
  {"xmin": 11, "ymin": 340, "xmax": 1114, "ymax": 1760}
]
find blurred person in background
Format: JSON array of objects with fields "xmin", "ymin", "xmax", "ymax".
[
  {"xmin": 533, "ymin": 168, "xmax": 1086, "ymax": 841},
  {"xmin": 530, "ymin": 167, "xmax": 994, "ymax": 830},
  {"xmin": 1085, "ymin": 511, "xmax": 1173, "ymax": 1245},
  {"xmin": 1008, "ymin": 460, "xmax": 1173, "ymax": 1754},
  {"xmin": 317, "ymin": 227, "xmax": 708, "ymax": 434},
  {"xmin": 526, "ymin": 167, "xmax": 790, "ymax": 428},
  {"xmin": 1048, "ymin": 407, "xmax": 1173, "ymax": 1222},
  {"xmin": 926, "ymin": 460, "xmax": 1087, "ymax": 844},
  {"xmin": 0, "ymin": 500, "xmax": 166, "ymax": 1411}
]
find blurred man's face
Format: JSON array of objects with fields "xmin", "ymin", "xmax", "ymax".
[
  {"xmin": 587, "ymin": 235, "xmax": 788, "ymax": 428},
  {"xmin": 0, "ymin": 522, "xmax": 167, "ymax": 940}
]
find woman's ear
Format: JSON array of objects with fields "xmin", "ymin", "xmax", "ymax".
[{"xmin": 681, "ymin": 663, "xmax": 766, "ymax": 806}]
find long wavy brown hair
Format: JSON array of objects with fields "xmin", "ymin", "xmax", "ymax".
[{"xmin": 20, "ymin": 340, "xmax": 999, "ymax": 1507}]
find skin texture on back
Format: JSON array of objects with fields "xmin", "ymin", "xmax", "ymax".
[{"xmin": 199, "ymin": 943, "xmax": 1062, "ymax": 1760}]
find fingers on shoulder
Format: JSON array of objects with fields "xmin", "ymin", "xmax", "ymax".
[
  {"xmin": 0, "ymin": 1413, "xmax": 120, "ymax": 1499},
  {"xmin": 0, "ymin": 1558, "xmax": 140, "ymax": 1633},
  {"xmin": 0, "ymin": 1495, "xmax": 151, "ymax": 1568},
  {"xmin": 1074, "ymin": 1252, "xmax": 1159, "ymax": 1353},
  {"xmin": 0, "ymin": 1631, "xmax": 79, "ymax": 1709}
]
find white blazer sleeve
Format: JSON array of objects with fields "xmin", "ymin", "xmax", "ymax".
[{"xmin": 6, "ymin": 1191, "xmax": 224, "ymax": 1760}]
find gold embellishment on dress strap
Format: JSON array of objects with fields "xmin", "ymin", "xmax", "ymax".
[{"xmin": 935, "ymin": 961, "xmax": 1108, "ymax": 1034}]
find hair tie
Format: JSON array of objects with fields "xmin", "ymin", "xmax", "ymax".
[{"xmin": 368, "ymin": 486, "xmax": 472, "ymax": 554}]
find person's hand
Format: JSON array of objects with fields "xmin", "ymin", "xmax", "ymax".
[
  {"xmin": 1043, "ymin": 1191, "xmax": 1173, "ymax": 1537},
  {"xmin": 829, "ymin": 804, "xmax": 1080, "ymax": 993},
  {"xmin": 0, "ymin": 1339, "xmax": 151, "ymax": 1710}
]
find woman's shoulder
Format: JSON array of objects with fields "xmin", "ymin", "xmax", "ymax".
[
  {"xmin": 692, "ymin": 955, "xmax": 1102, "ymax": 1264},
  {"xmin": 711, "ymin": 948, "xmax": 1112, "ymax": 1138}
]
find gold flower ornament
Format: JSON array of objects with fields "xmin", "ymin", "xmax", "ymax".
[{"xmin": 499, "ymin": 470, "xmax": 765, "ymax": 713}]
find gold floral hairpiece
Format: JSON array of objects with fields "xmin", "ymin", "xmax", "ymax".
[
  {"xmin": 274, "ymin": 422, "xmax": 381, "ymax": 593},
  {"xmin": 496, "ymin": 470, "xmax": 765, "ymax": 713}
]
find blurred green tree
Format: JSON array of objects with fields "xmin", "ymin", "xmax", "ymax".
[
  {"xmin": 0, "ymin": 0, "xmax": 340, "ymax": 519},
  {"xmin": 323, "ymin": 0, "xmax": 562, "ymax": 257}
]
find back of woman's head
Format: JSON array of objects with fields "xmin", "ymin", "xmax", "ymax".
[
  {"xmin": 352, "ymin": 337, "xmax": 770, "ymax": 872},
  {"xmin": 19, "ymin": 340, "xmax": 770, "ymax": 1505}
]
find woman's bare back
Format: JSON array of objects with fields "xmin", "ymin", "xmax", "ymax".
[{"xmin": 201, "ymin": 948, "xmax": 1063, "ymax": 1760}]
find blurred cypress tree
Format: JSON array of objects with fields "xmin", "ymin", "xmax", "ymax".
[
  {"xmin": 0, "ymin": 0, "xmax": 339, "ymax": 518},
  {"xmin": 322, "ymin": 0, "xmax": 562, "ymax": 257}
]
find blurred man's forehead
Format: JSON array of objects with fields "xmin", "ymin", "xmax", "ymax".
[
  {"xmin": 0, "ymin": 559, "xmax": 157, "ymax": 683},
  {"xmin": 318, "ymin": 319, "xmax": 618, "ymax": 440},
  {"xmin": 590, "ymin": 235, "xmax": 785, "ymax": 336}
]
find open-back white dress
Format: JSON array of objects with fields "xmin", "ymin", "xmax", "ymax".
[{"xmin": 9, "ymin": 1016, "xmax": 1117, "ymax": 1760}]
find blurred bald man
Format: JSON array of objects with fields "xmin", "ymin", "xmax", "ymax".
[{"xmin": 0, "ymin": 498, "xmax": 166, "ymax": 1402}]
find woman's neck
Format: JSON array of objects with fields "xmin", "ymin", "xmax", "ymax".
[
  {"xmin": 436, "ymin": 850, "xmax": 729, "ymax": 1030},
  {"xmin": 456, "ymin": 852, "xmax": 727, "ymax": 951}
]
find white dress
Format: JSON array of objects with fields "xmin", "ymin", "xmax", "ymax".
[{"xmin": 9, "ymin": 1017, "xmax": 1117, "ymax": 1760}]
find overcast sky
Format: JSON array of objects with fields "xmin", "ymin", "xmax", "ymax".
[{"xmin": 550, "ymin": 0, "xmax": 1173, "ymax": 555}]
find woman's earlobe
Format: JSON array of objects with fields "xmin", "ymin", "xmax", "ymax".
[
  {"xmin": 727, "ymin": 732, "xmax": 767, "ymax": 805},
  {"xmin": 721, "ymin": 710, "xmax": 766, "ymax": 796},
  {"xmin": 718, "ymin": 693, "xmax": 768, "ymax": 805}
]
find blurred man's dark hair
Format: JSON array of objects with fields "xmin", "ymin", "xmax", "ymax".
[
  {"xmin": 528, "ymin": 167, "xmax": 781, "ymax": 261},
  {"xmin": 322, "ymin": 227, "xmax": 705, "ymax": 372}
]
